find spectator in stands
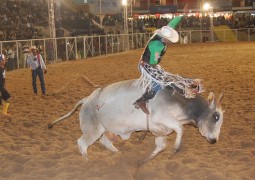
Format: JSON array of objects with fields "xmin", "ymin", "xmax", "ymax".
[
  {"xmin": 34, "ymin": 28, "xmax": 38, "ymax": 39},
  {"xmin": 108, "ymin": 28, "xmax": 113, "ymax": 35},
  {"xmin": 0, "ymin": 30, "xmax": 3, "ymax": 41},
  {"xmin": 116, "ymin": 28, "xmax": 120, "ymax": 34},
  {"xmin": 9, "ymin": 31, "xmax": 16, "ymax": 40},
  {"xmin": 0, "ymin": 54, "xmax": 11, "ymax": 117},
  {"xmin": 0, "ymin": 0, "xmax": 48, "ymax": 40},
  {"xmin": 37, "ymin": 29, "xmax": 43, "ymax": 38},
  {"xmin": 27, "ymin": 46, "xmax": 47, "ymax": 96}
]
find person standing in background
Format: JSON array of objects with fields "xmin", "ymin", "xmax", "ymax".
[
  {"xmin": 22, "ymin": 44, "xmax": 30, "ymax": 68},
  {"xmin": 27, "ymin": 46, "xmax": 47, "ymax": 96},
  {"xmin": 7, "ymin": 45, "xmax": 15, "ymax": 71},
  {"xmin": 0, "ymin": 54, "xmax": 11, "ymax": 116}
]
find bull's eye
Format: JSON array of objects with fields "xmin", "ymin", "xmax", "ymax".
[{"xmin": 213, "ymin": 112, "xmax": 220, "ymax": 122}]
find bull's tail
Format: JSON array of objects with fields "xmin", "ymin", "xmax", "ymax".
[
  {"xmin": 48, "ymin": 98, "xmax": 86, "ymax": 129},
  {"xmin": 48, "ymin": 88, "xmax": 102, "ymax": 129}
]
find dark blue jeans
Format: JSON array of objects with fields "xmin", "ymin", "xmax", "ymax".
[{"xmin": 32, "ymin": 68, "xmax": 46, "ymax": 94}]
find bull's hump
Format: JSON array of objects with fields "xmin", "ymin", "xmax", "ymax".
[{"xmin": 157, "ymin": 89, "xmax": 208, "ymax": 119}]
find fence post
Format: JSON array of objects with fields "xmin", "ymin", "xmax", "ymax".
[
  {"xmin": 224, "ymin": 30, "xmax": 226, "ymax": 42},
  {"xmin": 105, "ymin": 35, "xmax": 108, "ymax": 55},
  {"xmin": 99, "ymin": 36, "xmax": 101, "ymax": 56},
  {"xmin": 117, "ymin": 35, "xmax": 119, "ymax": 53},
  {"xmin": 235, "ymin": 29, "xmax": 238, "ymax": 41},
  {"xmin": 83, "ymin": 37, "xmax": 86, "ymax": 58},
  {"xmin": 122, "ymin": 35, "xmax": 124, "ymax": 52},
  {"xmin": 75, "ymin": 37, "xmax": 77, "ymax": 60},
  {"xmin": 248, "ymin": 29, "xmax": 250, "ymax": 41},
  {"xmin": 190, "ymin": 30, "xmax": 192, "ymax": 43},
  {"xmin": 200, "ymin": 30, "xmax": 202, "ymax": 43},
  {"xmin": 54, "ymin": 38, "xmax": 57, "ymax": 62},
  {"xmin": 111, "ymin": 35, "xmax": 113, "ymax": 54},
  {"xmin": 43, "ymin": 39, "xmax": 46, "ymax": 63},
  {"xmin": 16, "ymin": 41, "xmax": 19, "ymax": 69},
  {"xmin": 135, "ymin": 33, "xmax": 139, "ymax": 49},
  {"xmin": 128, "ymin": 34, "xmax": 130, "ymax": 51},
  {"xmin": 92, "ymin": 36, "xmax": 94, "ymax": 56},
  {"xmin": 65, "ymin": 38, "xmax": 68, "ymax": 61}
]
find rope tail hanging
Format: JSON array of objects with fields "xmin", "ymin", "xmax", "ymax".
[{"xmin": 133, "ymin": 63, "xmax": 204, "ymax": 99}]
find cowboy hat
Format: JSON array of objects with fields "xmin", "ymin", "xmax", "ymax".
[
  {"xmin": 30, "ymin": 45, "xmax": 37, "ymax": 50},
  {"xmin": 155, "ymin": 26, "xmax": 179, "ymax": 43}
]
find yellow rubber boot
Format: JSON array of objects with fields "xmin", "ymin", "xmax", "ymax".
[{"xmin": 2, "ymin": 102, "xmax": 10, "ymax": 116}]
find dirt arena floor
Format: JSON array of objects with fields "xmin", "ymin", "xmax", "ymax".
[{"xmin": 1, "ymin": 42, "xmax": 255, "ymax": 180}]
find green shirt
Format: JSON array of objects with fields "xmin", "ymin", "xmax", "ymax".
[{"xmin": 148, "ymin": 40, "xmax": 166, "ymax": 65}]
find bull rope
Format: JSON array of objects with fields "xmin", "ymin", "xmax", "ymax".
[{"xmin": 133, "ymin": 63, "xmax": 204, "ymax": 98}]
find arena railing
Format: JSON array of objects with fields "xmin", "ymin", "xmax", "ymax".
[{"xmin": 0, "ymin": 28, "xmax": 254, "ymax": 71}]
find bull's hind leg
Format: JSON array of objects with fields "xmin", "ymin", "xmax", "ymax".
[
  {"xmin": 77, "ymin": 126, "xmax": 105, "ymax": 160},
  {"xmin": 77, "ymin": 135, "xmax": 89, "ymax": 160},
  {"xmin": 99, "ymin": 133, "xmax": 119, "ymax": 152}
]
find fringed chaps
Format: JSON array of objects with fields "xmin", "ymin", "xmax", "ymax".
[{"xmin": 133, "ymin": 63, "xmax": 204, "ymax": 99}]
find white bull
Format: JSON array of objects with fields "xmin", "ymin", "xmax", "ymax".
[{"xmin": 48, "ymin": 79, "xmax": 224, "ymax": 162}]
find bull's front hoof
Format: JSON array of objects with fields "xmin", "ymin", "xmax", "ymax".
[
  {"xmin": 82, "ymin": 154, "xmax": 89, "ymax": 161},
  {"xmin": 137, "ymin": 158, "xmax": 150, "ymax": 167},
  {"xmin": 137, "ymin": 159, "xmax": 146, "ymax": 167},
  {"xmin": 173, "ymin": 147, "xmax": 180, "ymax": 153},
  {"xmin": 168, "ymin": 148, "xmax": 180, "ymax": 159}
]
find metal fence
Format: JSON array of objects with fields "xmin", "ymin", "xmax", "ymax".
[
  {"xmin": 1, "ymin": 28, "xmax": 255, "ymax": 71},
  {"xmin": 180, "ymin": 28, "xmax": 255, "ymax": 43}
]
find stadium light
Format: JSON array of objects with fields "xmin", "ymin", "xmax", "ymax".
[
  {"xmin": 122, "ymin": 0, "xmax": 127, "ymax": 6},
  {"xmin": 203, "ymin": 2, "xmax": 214, "ymax": 42},
  {"xmin": 203, "ymin": 3, "xmax": 211, "ymax": 11}
]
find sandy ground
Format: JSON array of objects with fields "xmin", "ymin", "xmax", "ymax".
[{"xmin": 0, "ymin": 42, "xmax": 255, "ymax": 180}]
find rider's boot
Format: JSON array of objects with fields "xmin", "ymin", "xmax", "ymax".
[{"xmin": 133, "ymin": 90, "xmax": 157, "ymax": 114}]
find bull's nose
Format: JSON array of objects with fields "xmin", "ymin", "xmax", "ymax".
[{"xmin": 209, "ymin": 138, "xmax": 217, "ymax": 144}]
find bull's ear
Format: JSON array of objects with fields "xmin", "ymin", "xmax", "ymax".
[
  {"xmin": 207, "ymin": 92, "xmax": 215, "ymax": 109},
  {"xmin": 216, "ymin": 92, "xmax": 224, "ymax": 108}
]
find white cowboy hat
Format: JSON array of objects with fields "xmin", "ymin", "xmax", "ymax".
[
  {"xmin": 155, "ymin": 26, "xmax": 179, "ymax": 43},
  {"xmin": 30, "ymin": 45, "xmax": 37, "ymax": 50}
]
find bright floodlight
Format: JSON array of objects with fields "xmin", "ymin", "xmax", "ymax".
[
  {"xmin": 203, "ymin": 3, "xmax": 211, "ymax": 11},
  {"xmin": 122, "ymin": 0, "xmax": 127, "ymax": 6}
]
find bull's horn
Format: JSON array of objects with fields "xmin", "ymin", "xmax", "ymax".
[
  {"xmin": 216, "ymin": 92, "xmax": 224, "ymax": 108},
  {"xmin": 207, "ymin": 92, "xmax": 215, "ymax": 109}
]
